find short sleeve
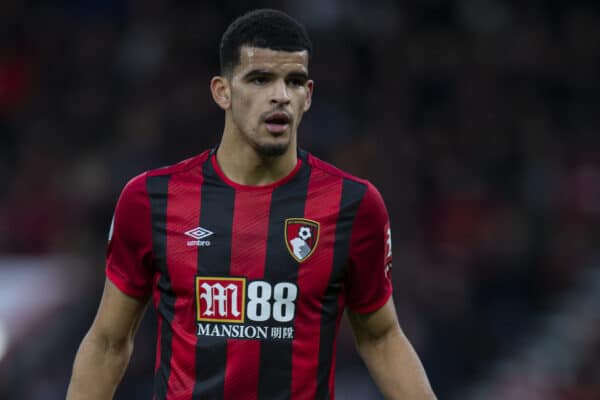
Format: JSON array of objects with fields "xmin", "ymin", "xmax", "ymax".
[
  {"xmin": 345, "ymin": 182, "xmax": 393, "ymax": 314},
  {"xmin": 105, "ymin": 173, "xmax": 154, "ymax": 298}
]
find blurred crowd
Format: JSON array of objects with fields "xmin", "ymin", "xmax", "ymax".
[{"xmin": 1, "ymin": 0, "xmax": 599, "ymax": 399}]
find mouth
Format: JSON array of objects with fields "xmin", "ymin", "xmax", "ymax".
[{"xmin": 263, "ymin": 112, "xmax": 291, "ymax": 134}]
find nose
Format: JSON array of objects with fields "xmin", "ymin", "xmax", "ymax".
[{"xmin": 270, "ymin": 79, "xmax": 290, "ymax": 105}]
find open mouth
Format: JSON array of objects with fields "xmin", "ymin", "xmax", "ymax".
[{"xmin": 264, "ymin": 112, "xmax": 291, "ymax": 134}]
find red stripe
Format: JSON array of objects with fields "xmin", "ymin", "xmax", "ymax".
[
  {"xmin": 164, "ymin": 168, "xmax": 203, "ymax": 399},
  {"xmin": 291, "ymin": 170, "xmax": 343, "ymax": 399},
  {"xmin": 223, "ymin": 190, "xmax": 272, "ymax": 400}
]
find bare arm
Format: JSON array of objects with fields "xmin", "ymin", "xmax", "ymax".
[
  {"xmin": 348, "ymin": 298, "xmax": 436, "ymax": 400},
  {"xmin": 66, "ymin": 279, "xmax": 149, "ymax": 400}
]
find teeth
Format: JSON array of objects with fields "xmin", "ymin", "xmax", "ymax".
[{"xmin": 266, "ymin": 115, "xmax": 289, "ymax": 124}]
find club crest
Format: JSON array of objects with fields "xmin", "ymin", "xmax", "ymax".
[{"xmin": 284, "ymin": 218, "xmax": 320, "ymax": 263}]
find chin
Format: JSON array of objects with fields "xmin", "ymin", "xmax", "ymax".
[{"xmin": 255, "ymin": 142, "xmax": 289, "ymax": 157}]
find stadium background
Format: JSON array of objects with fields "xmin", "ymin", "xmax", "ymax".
[{"xmin": 1, "ymin": 0, "xmax": 599, "ymax": 399}]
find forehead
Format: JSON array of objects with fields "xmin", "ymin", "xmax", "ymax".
[{"xmin": 234, "ymin": 46, "xmax": 309, "ymax": 75}]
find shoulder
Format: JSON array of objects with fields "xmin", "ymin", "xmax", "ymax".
[
  {"xmin": 305, "ymin": 151, "xmax": 385, "ymax": 211},
  {"xmin": 146, "ymin": 150, "xmax": 211, "ymax": 178},
  {"xmin": 305, "ymin": 151, "xmax": 369, "ymax": 185},
  {"xmin": 121, "ymin": 150, "xmax": 211, "ymax": 195}
]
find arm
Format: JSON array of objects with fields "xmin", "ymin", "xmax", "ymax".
[
  {"xmin": 348, "ymin": 297, "xmax": 436, "ymax": 400},
  {"xmin": 66, "ymin": 279, "xmax": 149, "ymax": 400}
]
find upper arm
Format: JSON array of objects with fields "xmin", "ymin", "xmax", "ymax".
[
  {"xmin": 345, "ymin": 182, "xmax": 393, "ymax": 313},
  {"xmin": 105, "ymin": 172, "xmax": 155, "ymax": 298},
  {"xmin": 94, "ymin": 173, "xmax": 155, "ymax": 343},
  {"xmin": 89, "ymin": 279, "xmax": 149, "ymax": 346},
  {"xmin": 347, "ymin": 297, "xmax": 400, "ymax": 344},
  {"xmin": 348, "ymin": 298, "xmax": 438, "ymax": 399}
]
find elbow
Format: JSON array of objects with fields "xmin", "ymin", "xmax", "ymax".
[
  {"xmin": 355, "ymin": 323, "xmax": 402, "ymax": 352},
  {"xmin": 85, "ymin": 327, "xmax": 134, "ymax": 359}
]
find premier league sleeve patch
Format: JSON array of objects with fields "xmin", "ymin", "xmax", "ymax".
[{"xmin": 284, "ymin": 218, "xmax": 320, "ymax": 263}]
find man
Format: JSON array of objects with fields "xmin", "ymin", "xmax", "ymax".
[{"xmin": 67, "ymin": 9, "xmax": 436, "ymax": 400}]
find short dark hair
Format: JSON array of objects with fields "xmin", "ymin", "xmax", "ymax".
[{"xmin": 219, "ymin": 9, "xmax": 312, "ymax": 75}]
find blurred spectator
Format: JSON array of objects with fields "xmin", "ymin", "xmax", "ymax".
[{"xmin": 1, "ymin": 1, "xmax": 599, "ymax": 399}]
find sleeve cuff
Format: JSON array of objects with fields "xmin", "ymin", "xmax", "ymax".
[
  {"xmin": 106, "ymin": 267, "xmax": 151, "ymax": 298},
  {"xmin": 347, "ymin": 290, "xmax": 392, "ymax": 314}
]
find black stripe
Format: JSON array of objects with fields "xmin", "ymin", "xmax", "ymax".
[
  {"xmin": 192, "ymin": 159, "xmax": 236, "ymax": 399},
  {"xmin": 147, "ymin": 174, "xmax": 173, "ymax": 400},
  {"xmin": 297, "ymin": 147, "xmax": 309, "ymax": 162},
  {"xmin": 257, "ymin": 162, "xmax": 312, "ymax": 400},
  {"xmin": 315, "ymin": 179, "xmax": 367, "ymax": 400}
]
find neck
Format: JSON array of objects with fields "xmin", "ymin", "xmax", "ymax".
[{"xmin": 215, "ymin": 119, "xmax": 298, "ymax": 186}]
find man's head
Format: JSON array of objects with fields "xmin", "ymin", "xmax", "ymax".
[{"xmin": 211, "ymin": 9, "xmax": 314, "ymax": 158}]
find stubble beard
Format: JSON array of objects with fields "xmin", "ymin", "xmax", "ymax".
[
  {"xmin": 231, "ymin": 111, "xmax": 292, "ymax": 158},
  {"xmin": 254, "ymin": 141, "xmax": 289, "ymax": 157},
  {"xmin": 251, "ymin": 126, "xmax": 293, "ymax": 157}
]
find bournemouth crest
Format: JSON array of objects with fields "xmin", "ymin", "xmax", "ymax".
[{"xmin": 285, "ymin": 218, "xmax": 320, "ymax": 263}]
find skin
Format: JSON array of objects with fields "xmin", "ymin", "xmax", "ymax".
[
  {"xmin": 348, "ymin": 300, "xmax": 437, "ymax": 399},
  {"xmin": 67, "ymin": 280, "xmax": 148, "ymax": 399},
  {"xmin": 211, "ymin": 46, "xmax": 313, "ymax": 186},
  {"xmin": 67, "ymin": 46, "xmax": 436, "ymax": 400}
]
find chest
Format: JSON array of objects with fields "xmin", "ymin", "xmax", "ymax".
[{"xmin": 155, "ymin": 185, "xmax": 350, "ymax": 302}]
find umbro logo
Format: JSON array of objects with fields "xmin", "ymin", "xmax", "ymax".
[
  {"xmin": 185, "ymin": 227, "xmax": 213, "ymax": 247},
  {"xmin": 185, "ymin": 227, "xmax": 214, "ymax": 240}
]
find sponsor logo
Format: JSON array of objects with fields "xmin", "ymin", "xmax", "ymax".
[
  {"xmin": 385, "ymin": 225, "xmax": 392, "ymax": 260},
  {"xmin": 196, "ymin": 277, "xmax": 246, "ymax": 323},
  {"xmin": 185, "ymin": 226, "xmax": 214, "ymax": 247},
  {"xmin": 196, "ymin": 323, "xmax": 295, "ymax": 340},
  {"xmin": 284, "ymin": 218, "xmax": 320, "ymax": 262},
  {"xmin": 108, "ymin": 215, "xmax": 115, "ymax": 243},
  {"xmin": 385, "ymin": 262, "xmax": 392, "ymax": 281},
  {"xmin": 195, "ymin": 277, "xmax": 298, "ymax": 340},
  {"xmin": 385, "ymin": 223, "xmax": 393, "ymax": 280}
]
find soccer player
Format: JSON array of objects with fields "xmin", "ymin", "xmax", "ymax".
[{"xmin": 67, "ymin": 9, "xmax": 436, "ymax": 400}]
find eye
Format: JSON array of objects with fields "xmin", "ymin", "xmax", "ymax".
[
  {"xmin": 288, "ymin": 78, "xmax": 305, "ymax": 87},
  {"xmin": 251, "ymin": 76, "xmax": 268, "ymax": 85}
]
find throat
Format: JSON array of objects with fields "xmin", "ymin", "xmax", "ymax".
[{"xmin": 214, "ymin": 147, "xmax": 299, "ymax": 187}]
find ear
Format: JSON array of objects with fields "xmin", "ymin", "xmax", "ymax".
[
  {"xmin": 210, "ymin": 76, "xmax": 231, "ymax": 110},
  {"xmin": 303, "ymin": 80, "xmax": 314, "ymax": 112}
]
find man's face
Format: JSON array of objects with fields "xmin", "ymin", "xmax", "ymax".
[{"xmin": 226, "ymin": 46, "xmax": 313, "ymax": 157}]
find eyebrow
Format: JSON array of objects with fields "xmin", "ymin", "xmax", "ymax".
[
  {"xmin": 243, "ymin": 69, "xmax": 309, "ymax": 80},
  {"xmin": 287, "ymin": 71, "xmax": 309, "ymax": 81},
  {"xmin": 243, "ymin": 69, "xmax": 274, "ymax": 79}
]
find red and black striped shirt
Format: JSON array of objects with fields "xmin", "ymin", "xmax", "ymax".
[{"xmin": 106, "ymin": 148, "xmax": 393, "ymax": 400}]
